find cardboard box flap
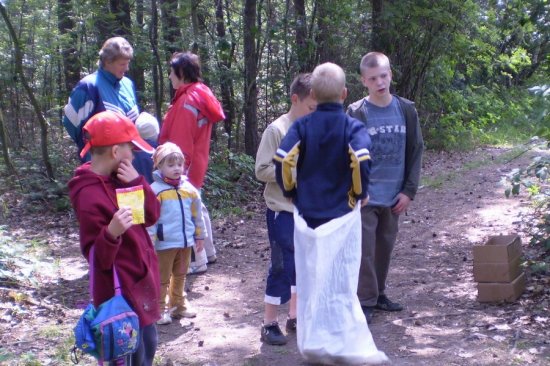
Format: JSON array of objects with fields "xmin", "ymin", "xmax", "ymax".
[{"xmin": 473, "ymin": 234, "xmax": 522, "ymax": 263}]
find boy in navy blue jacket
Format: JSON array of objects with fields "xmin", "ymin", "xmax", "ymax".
[{"xmin": 274, "ymin": 62, "xmax": 372, "ymax": 228}]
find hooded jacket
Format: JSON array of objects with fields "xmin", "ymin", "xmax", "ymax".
[
  {"xmin": 68, "ymin": 163, "xmax": 161, "ymax": 327},
  {"xmin": 147, "ymin": 171, "xmax": 206, "ymax": 251},
  {"xmin": 159, "ymin": 82, "xmax": 225, "ymax": 188}
]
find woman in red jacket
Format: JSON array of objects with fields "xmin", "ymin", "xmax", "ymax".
[{"xmin": 159, "ymin": 51, "xmax": 225, "ymax": 273}]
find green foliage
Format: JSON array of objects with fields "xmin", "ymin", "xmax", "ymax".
[
  {"xmin": 504, "ymin": 138, "xmax": 550, "ymax": 271},
  {"xmin": 423, "ymin": 84, "xmax": 549, "ymax": 150},
  {"xmin": 203, "ymin": 150, "xmax": 262, "ymax": 217}
]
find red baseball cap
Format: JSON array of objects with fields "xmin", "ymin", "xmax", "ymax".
[{"xmin": 80, "ymin": 111, "xmax": 154, "ymax": 158}]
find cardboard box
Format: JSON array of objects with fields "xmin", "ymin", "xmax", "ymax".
[
  {"xmin": 477, "ymin": 272, "xmax": 526, "ymax": 302},
  {"xmin": 473, "ymin": 255, "xmax": 522, "ymax": 283},
  {"xmin": 473, "ymin": 234, "xmax": 522, "ymax": 263}
]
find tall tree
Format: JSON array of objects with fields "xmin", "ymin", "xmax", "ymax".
[
  {"xmin": 243, "ymin": 0, "xmax": 259, "ymax": 156},
  {"xmin": 0, "ymin": 3, "xmax": 54, "ymax": 179},
  {"xmin": 129, "ymin": 0, "xmax": 146, "ymax": 97},
  {"xmin": 215, "ymin": 0, "xmax": 236, "ymax": 149},
  {"xmin": 110, "ymin": 0, "xmax": 132, "ymax": 37},
  {"xmin": 150, "ymin": 0, "xmax": 164, "ymax": 120},
  {"xmin": 57, "ymin": 0, "xmax": 81, "ymax": 94},
  {"xmin": 160, "ymin": 0, "xmax": 182, "ymax": 56}
]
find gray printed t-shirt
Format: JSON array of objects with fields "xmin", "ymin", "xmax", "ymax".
[{"xmin": 363, "ymin": 97, "xmax": 406, "ymax": 207}]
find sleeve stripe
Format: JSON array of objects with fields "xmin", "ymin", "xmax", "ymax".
[
  {"xmin": 275, "ymin": 148, "xmax": 288, "ymax": 160},
  {"xmin": 104, "ymin": 101, "xmax": 125, "ymax": 115},
  {"xmin": 64, "ymin": 99, "xmax": 94, "ymax": 127},
  {"xmin": 184, "ymin": 103, "xmax": 199, "ymax": 117}
]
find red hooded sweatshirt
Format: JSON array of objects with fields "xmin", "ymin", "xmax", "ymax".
[
  {"xmin": 159, "ymin": 82, "xmax": 225, "ymax": 188},
  {"xmin": 68, "ymin": 163, "xmax": 161, "ymax": 326}
]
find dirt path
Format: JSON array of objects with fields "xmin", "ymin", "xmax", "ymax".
[{"xmin": 1, "ymin": 146, "xmax": 549, "ymax": 366}]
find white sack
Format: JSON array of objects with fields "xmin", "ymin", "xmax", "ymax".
[{"xmin": 294, "ymin": 204, "xmax": 388, "ymax": 365}]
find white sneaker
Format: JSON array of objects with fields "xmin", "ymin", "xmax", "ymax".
[
  {"xmin": 187, "ymin": 264, "xmax": 207, "ymax": 275},
  {"xmin": 156, "ymin": 312, "xmax": 172, "ymax": 325},
  {"xmin": 171, "ymin": 305, "xmax": 197, "ymax": 319},
  {"xmin": 180, "ymin": 306, "xmax": 197, "ymax": 318}
]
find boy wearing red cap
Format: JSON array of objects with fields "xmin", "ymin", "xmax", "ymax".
[
  {"xmin": 68, "ymin": 111, "xmax": 161, "ymax": 366},
  {"xmin": 147, "ymin": 142, "xmax": 206, "ymax": 325}
]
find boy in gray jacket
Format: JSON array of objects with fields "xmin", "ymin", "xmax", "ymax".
[{"xmin": 347, "ymin": 52, "xmax": 424, "ymax": 324}]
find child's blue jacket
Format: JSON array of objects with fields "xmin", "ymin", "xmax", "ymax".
[
  {"xmin": 147, "ymin": 171, "xmax": 205, "ymax": 251},
  {"xmin": 274, "ymin": 102, "xmax": 371, "ymax": 220}
]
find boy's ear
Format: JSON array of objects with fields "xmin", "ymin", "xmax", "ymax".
[
  {"xmin": 290, "ymin": 94, "xmax": 299, "ymax": 105},
  {"xmin": 360, "ymin": 75, "xmax": 368, "ymax": 87},
  {"xmin": 341, "ymin": 87, "xmax": 348, "ymax": 101},
  {"xmin": 110, "ymin": 144, "xmax": 120, "ymax": 159}
]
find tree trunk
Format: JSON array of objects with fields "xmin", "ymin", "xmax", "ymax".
[
  {"xmin": 129, "ymin": 0, "xmax": 146, "ymax": 101},
  {"xmin": 110, "ymin": 0, "xmax": 132, "ymax": 37},
  {"xmin": 57, "ymin": 0, "xmax": 81, "ymax": 95},
  {"xmin": 0, "ymin": 107, "xmax": 16, "ymax": 176},
  {"xmin": 316, "ymin": 0, "xmax": 339, "ymax": 64},
  {"xmin": 191, "ymin": 0, "xmax": 211, "ymax": 85},
  {"xmin": 160, "ymin": 0, "xmax": 182, "ymax": 56},
  {"xmin": 91, "ymin": 0, "xmax": 112, "ymax": 43},
  {"xmin": 160, "ymin": 0, "xmax": 182, "ymax": 100},
  {"xmin": 243, "ymin": 0, "xmax": 259, "ymax": 156},
  {"xmin": 370, "ymin": 0, "xmax": 386, "ymax": 52},
  {"xmin": 215, "ymin": 0, "xmax": 236, "ymax": 150},
  {"xmin": 150, "ymin": 0, "xmax": 164, "ymax": 121},
  {"xmin": 0, "ymin": 3, "xmax": 54, "ymax": 179},
  {"xmin": 293, "ymin": 0, "xmax": 310, "ymax": 72}
]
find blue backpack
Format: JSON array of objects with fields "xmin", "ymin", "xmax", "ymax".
[{"xmin": 72, "ymin": 247, "xmax": 140, "ymax": 364}]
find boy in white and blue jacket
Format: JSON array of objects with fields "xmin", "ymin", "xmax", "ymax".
[{"xmin": 148, "ymin": 142, "xmax": 205, "ymax": 325}]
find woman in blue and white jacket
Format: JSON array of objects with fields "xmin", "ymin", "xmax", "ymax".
[{"xmin": 147, "ymin": 142, "xmax": 206, "ymax": 325}]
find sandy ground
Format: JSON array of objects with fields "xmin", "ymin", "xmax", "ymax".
[{"xmin": 0, "ymin": 146, "xmax": 549, "ymax": 365}]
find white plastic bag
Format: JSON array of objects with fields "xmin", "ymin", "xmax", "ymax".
[{"xmin": 294, "ymin": 204, "xmax": 388, "ymax": 365}]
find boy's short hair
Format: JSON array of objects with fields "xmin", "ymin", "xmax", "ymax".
[
  {"xmin": 311, "ymin": 63, "xmax": 346, "ymax": 103},
  {"xmin": 153, "ymin": 142, "xmax": 185, "ymax": 168},
  {"xmin": 80, "ymin": 111, "xmax": 154, "ymax": 159},
  {"xmin": 98, "ymin": 37, "xmax": 133, "ymax": 67},
  {"xmin": 170, "ymin": 52, "xmax": 202, "ymax": 83},
  {"xmin": 359, "ymin": 52, "xmax": 391, "ymax": 74},
  {"xmin": 290, "ymin": 73, "xmax": 312, "ymax": 101}
]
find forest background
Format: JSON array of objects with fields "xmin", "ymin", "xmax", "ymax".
[
  {"xmin": 0, "ymin": 0, "xmax": 548, "ymax": 363},
  {"xmin": 0, "ymin": 0, "xmax": 549, "ymax": 304}
]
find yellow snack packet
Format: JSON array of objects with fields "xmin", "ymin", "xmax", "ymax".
[{"xmin": 116, "ymin": 185, "xmax": 145, "ymax": 224}]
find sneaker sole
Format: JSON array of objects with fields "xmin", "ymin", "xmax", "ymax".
[
  {"xmin": 260, "ymin": 335, "xmax": 287, "ymax": 346},
  {"xmin": 375, "ymin": 304, "xmax": 403, "ymax": 312}
]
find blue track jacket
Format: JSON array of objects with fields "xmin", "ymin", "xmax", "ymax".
[{"xmin": 274, "ymin": 102, "xmax": 372, "ymax": 220}]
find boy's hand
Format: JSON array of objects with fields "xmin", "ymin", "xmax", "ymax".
[
  {"xmin": 107, "ymin": 207, "xmax": 133, "ymax": 238},
  {"xmin": 391, "ymin": 193, "xmax": 411, "ymax": 215},
  {"xmin": 117, "ymin": 159, "xmax": 139, "ymax": 183},
  {"xmin": 194, "ymin": 239, "xmax": 204, "ymax": 253}
]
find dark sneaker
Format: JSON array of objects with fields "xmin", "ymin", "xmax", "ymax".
[
  {"xmin": 261, "ymin": 322, "xmax": 287, "ymax": 345},
  {"xmin": 362, "ymin": 306, "xmax": 374, "ymax": 324},
  {"xmin": 375, "ymin": 295, "xmax": 403, "ymax": 312},
  {"xmin": 285, "ymin": 317, "xmax": 297, "ymax": 333}
]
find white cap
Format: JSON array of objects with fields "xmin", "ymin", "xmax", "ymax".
[{"xmin": 135, "ymin": 112, "xmax": 160, "ymax": 140}]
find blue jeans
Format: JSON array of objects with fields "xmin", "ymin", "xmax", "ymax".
[{"xmin": 265, "ymin": 209, "xmax": 295, "ymax": 305}]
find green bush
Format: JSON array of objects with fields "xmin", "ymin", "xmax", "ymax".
[
  {"xmin": 504, "ymin": 133, "xmax": 550, "ymax": 273},
  {"xmin": 203, "ymin": 150, "xmax": 262, "ymax": 216}
]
